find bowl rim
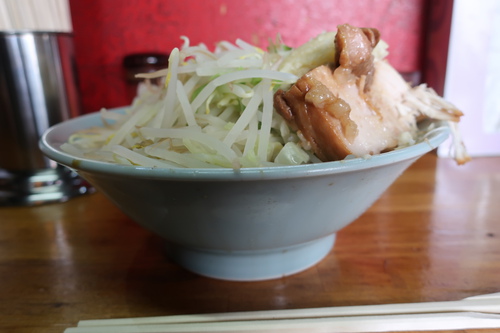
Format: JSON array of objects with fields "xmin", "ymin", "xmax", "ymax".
[{"xmin": 40, "ymin": 108, "xmax": 450, "ymax": 181}]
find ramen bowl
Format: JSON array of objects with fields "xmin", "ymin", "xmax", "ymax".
[{"xmin": 40, "ymin": 110, "xmax": 449, "ymax": 281}]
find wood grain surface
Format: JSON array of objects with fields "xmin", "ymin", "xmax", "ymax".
[{"xmin": 0, "ymin": 153, "xmax": 499, "ymax": 333}]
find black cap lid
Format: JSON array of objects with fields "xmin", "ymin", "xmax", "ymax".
[{"xmin": 123, "ymin": 53, "xmax": 169, "ymax": 68}]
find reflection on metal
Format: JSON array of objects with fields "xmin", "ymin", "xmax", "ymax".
[
  {"xmin": 0, "ymin": 31, "xmax": 89, "ymax": 205},
  {"xmin": 0, "ymin": 32, "xmax": 81, "ymax": 171},
  {"xmin": 0, "ymin": 165, "xmax": 94, "ymax": 206}
]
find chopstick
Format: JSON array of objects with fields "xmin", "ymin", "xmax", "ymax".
[
  {"xmin": 65, "ymin": 312, "xmax": 500, "ymax": 333},
  {"xmin": 62, "ymin": 293, "xmax": 500, "ymax": 332},
  {"xmin": 77, "ymin": 292, "xmax": 500, "ymax": 327}
]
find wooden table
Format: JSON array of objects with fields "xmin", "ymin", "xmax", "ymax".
[{"xmin": 1, "ymin": 153, "xmax": 499, "ymax": 333}]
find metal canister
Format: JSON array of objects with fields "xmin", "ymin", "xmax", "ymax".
[{"xmin": 0, "ymin": 31, "xmax": 93, "ymax": 206}]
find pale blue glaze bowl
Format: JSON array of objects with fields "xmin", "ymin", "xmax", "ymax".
[{"xmin": 40, "ymin": 110, "xmax": 449, "ymax": 281}]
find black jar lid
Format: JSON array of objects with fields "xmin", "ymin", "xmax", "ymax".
[{"xmin": 123, "ymin": 53, "xmax": 169, "ymax": 69}]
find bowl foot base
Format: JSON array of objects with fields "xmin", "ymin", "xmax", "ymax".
[{"xmin": 165, "ymin": 234, "xmax": 335, "ymax": 281}]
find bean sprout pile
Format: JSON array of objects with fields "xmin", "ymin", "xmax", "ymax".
[{"xmin": 62, "ymin": 37, "xmax": 319, "ymax": 169}]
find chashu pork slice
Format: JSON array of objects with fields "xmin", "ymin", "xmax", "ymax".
[
  {"xmin": 274, "ymin": 63, "xmax": 419, "ymax": 161},
  {"xmin": 274, "ymin": 23, "xmax": 468, "ymax": 163}
]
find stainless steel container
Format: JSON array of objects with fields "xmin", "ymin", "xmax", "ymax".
[{"xmin": 0, "ymin": 31, "xmax": 93, "ymax": 205}]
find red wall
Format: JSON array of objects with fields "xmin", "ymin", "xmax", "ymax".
[{"xmin": 69, "ymin": 0, "xmax": 426, "ymax": 113}]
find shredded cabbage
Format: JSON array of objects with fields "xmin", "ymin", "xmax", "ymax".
[{"xmin": 65, "ymin": 37, "xmax": 310, "ymax": 169}]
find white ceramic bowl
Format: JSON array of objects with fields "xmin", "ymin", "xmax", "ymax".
[{"xmin": 40, "ymin": 110, "xmax": 449, "ymax": 281}]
